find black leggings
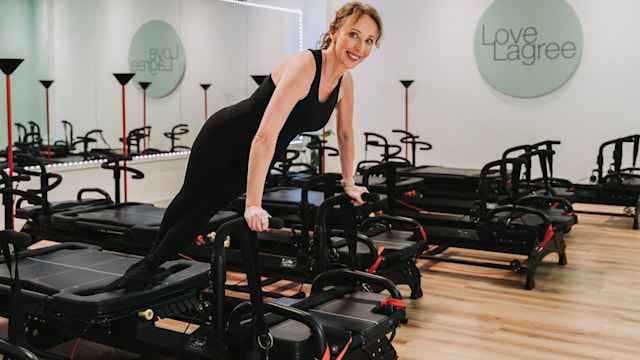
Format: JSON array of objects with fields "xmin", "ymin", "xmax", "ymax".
[{"xmin": 145, "ymin": 124, "xmax": 249, "ymax": 268}]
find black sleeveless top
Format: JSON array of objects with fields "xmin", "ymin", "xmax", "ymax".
[
  {"xmin": 201, "ymin": 49, "xmax": 342, "ymax": 166},
  {"xmin": 251, "ymin": 49, "xmax": 343, "ymax": 159}
]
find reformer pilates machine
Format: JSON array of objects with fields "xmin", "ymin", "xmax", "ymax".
[
  {"xmin": 360, "ymin": 141, "xmax": 577, "ymax": 240},
  {"xmin": 316, "ymin": 191, "xmax": 428, "ymax": 299},
  {"xmin": 360, "ymin": 132, "xmax": 577, "ymax": 218},
  {"xmin": 164, "ymin": 123, "xmax": 191, "ymax": 152},
  {"xmin": 229, "ymin": 173, "xmax": 385, "ymax": 249},
  {"xmin": 14, "ymin": 153, "xmax": 423, "ymax": 300},
  {"xmin": 3, "ymin": 154, "xmax": 408, "ymax": 359},
  {"xmin": 395, "ymin": 150, "xmax": 578, "ymax": 233},
  {"xmin": 573, "ymin": 134, "xmax": 640, "ymax": 229},
  {"xmin": 225, "ymin": 173, "xmax": 427, "ymax": 298},
  {"xmin": 501, "ymin": 140, "xmax": 577, "ymax": 202},
  {"xmin": 394, "ymin": 157, "xmax": 568, "ymax": 290},
  {"xmin": 15, "ymin": 151, "xmax": 238, "ymax": 256},
  {"xmin": 1, "ymin": 209, "xmax": 407, "ymax": 359},
  {"xmin": 119, "ymin": 123, "xmax": 191, "ymax": 156},
  {"xmin": 361, "ymin": 130, "xmax": 507, "ymax": 200},
  {"xmin": 268, "ymin": 133, "xmax": 339, "ymax": 188}
]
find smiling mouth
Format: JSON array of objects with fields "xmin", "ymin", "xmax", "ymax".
[{"xmin": 347, "ymin": 51, "xmax": 361, "ymax": 61}]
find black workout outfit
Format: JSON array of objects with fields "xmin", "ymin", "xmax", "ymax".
[{"xmin": 127, "ymin": 49, "xmax": 343, "ymax": 282}]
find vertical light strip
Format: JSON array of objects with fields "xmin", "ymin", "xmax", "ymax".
[{"xmin": 218, "ymin": 0, "xmax": 303, "ymax": 51}]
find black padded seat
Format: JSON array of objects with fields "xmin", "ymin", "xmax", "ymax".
[
  {"xmin": 229, "ymin": 280, "xmax": 405, "ymax": 359},
  {"xmin": 50, "ymin": 203, "xmax": 237, "ymax": 244},
  {"xmin": 231, "ymin": 187, "xmax": 325, "ymax": 216},
  {"xmin": 542, "ymin": 208, "xmax": 578, "ymax": 233},
  {"xmin": 331, "ymin": 230, "xmax": 422, "ymax": 265},
  {"xmin": 52, "ymin": 203, "xmax": 165, "ymax": 230},
  {"xmin": 264, "ymin": 187, "xmax": 325, "ymax": 210},
  {"xmin": 354, "ymin": 173, "xmax": 424, "ymax": 194},
  {"xmin": 15, "ymin": 197, "xmax": 113, "ymax": 220},
  {"xmin": 256, "ymin": 291, "xmax": 401, "ymax": 358},
  {"xmin": 397, "ymin": 196, "xmax": 481, "ymax": 215},
  {"xmin": 0, "ymin": 243, "xmax": 209, "ymax": 320},
  {"xmin": 397, "ymin": 165, "xmax": 504, "ymax": 196},
  {"xmin": 401, "ymin": 165, "xmax": 481, "ymax": 178},
  {"xmin": 21, "ymin": 201, "xmax": 238, "ymax": 257}
]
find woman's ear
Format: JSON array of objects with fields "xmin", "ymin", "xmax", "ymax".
[{"xmin": 329, "ymin": 25, "xmax": 336, "ymax": 42}]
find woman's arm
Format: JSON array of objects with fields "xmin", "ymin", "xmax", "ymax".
[
  {"xmin": 244, "ymin": 52, "xmax": 315, "ymax": 232},
  {"xmin": 335, "ymin": 71, "xmax": 367, "ymax": 203}
]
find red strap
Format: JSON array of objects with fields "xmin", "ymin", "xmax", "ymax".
[
  {"xmin": 417, "ymin": 226, "xmax": 427, "ymax": 240},
  {"xmin": 335, "ymin": 336, "xmax": 353, "ymax": 360},
  {"xmin": 539, "ymin": 224, "xmax": 555, "ymax": 248},
  {"xmin": 322, "ymin": 344, "xmax": 331, "ymax": 360},
  {"xmin": 322, "ymin": 337, "xmax": 353, "ymax": 360},
  {"xmin": 178, "ymin": 253, "xmax": 197, "ymax": 262},
  {"xmin": 380, "ymin": 298, "xmax": 407, "ymax": 310},
  {"xmin": 551, "ymin": 202, "xmax": 560, "ymax": 209},
  {"xmin": 366, "ymin": 247, "xmax": 385, "ymax": 274},
  {"xmin": 567, "ymin": 211, "xmax": 575, "ymax": 216},
  {"xmin": 396, "ymin": 199, "xmax": 431, "ymax": 213}
]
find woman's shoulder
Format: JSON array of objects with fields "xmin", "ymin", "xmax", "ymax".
[
  {"xmin": 278, "ymin": 50, "xmax": 316, "ymax": 71},
  {"xmin": 272, "ymin": 50, "xmax": 317, "ymax": 85}
]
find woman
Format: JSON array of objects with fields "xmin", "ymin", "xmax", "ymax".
[{"xmin": 114, "ymin": 1, "xmax": 383, "ymax": 290}]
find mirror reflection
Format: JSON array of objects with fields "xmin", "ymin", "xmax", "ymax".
[{"xmin": 0, "ymin": 0, "xmax": 299, "ymax": 167}]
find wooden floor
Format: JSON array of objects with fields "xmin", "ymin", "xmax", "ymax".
[
  {"xmin": 1, "ymin": 204, "xmax": 639, "ymax": 359},
  {"xmin": 394, "ymin": 204, "xmax": 640, "ymax": 360}
]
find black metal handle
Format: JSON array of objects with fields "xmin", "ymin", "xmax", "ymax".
[
  {"xmin": 0, "ymin": 230, "xmax": 32, "ymax": 249},
  {"xmin": 361, "ymin": 192, "xmax": 380, "ymax": 203}
]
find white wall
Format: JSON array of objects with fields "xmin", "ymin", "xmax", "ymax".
[
  {"xmin": 325, "ymin": 0, "xmax": 640, "ymax": 183},
  {"xmin": 46, "ymin": 0, "xmax": 302, "ymax": 151}
]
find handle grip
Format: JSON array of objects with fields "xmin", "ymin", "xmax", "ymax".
[
  {"xmin": 268, "ymin": 217, "xmax": 284, "ymax": 229},
  {"xmin": 0, "ymin": 230, "xmax": 32, "ymax": 249},
  {"xmin": 361, "ymin": 192, "xmax": 380, "ymax": 203}
]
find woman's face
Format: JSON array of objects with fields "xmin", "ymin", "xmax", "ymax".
[{"xmin": 331, "ymin": 14, "xmax": 378, "ymax": 69}]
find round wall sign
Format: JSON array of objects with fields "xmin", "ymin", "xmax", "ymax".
[
  {"xmin": 129, "ymin": 20, "xmax": 185, "ymax": 98},
  {"xmin": 474, "ymin": 0, "xmax": 583, "ymax": 98}
]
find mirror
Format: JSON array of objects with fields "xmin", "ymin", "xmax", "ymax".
[{"xmin": 0, "ymin": 0, "xmax": 301, "ymax": 166}]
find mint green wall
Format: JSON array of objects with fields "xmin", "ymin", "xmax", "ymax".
[{"xmin": 0, "ymin": 0, "xmax": 49, "ymax": 150}]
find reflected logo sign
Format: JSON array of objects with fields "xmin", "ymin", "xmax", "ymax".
[
  {"xmin": 474, "ymin": 0, "xmax": 583, "ymax": 98},
  {"xmin": 129, "ymin": 20, "xmax": 185, "ymax": 98}
]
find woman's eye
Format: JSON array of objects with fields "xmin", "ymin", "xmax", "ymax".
[
  {"xmin": 365, "ymin": 39, "xmax": 373, "ymax": 45},
  {"xmin": 349, "ymin": 32, "xmax": 358, "ymax": 38}
]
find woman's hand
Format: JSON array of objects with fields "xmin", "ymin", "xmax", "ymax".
[
  {"xmin": 245, "ymin": 205, "xmax": 271, "ymax": 232},
  {"xmin": 343, "ymin": 184, "xmax": 368, "ymax": 204}
]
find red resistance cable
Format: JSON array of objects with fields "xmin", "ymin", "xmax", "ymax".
[{"xmin": 366, "ymin": 247, "xmax": 385, "ymax": 274}]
